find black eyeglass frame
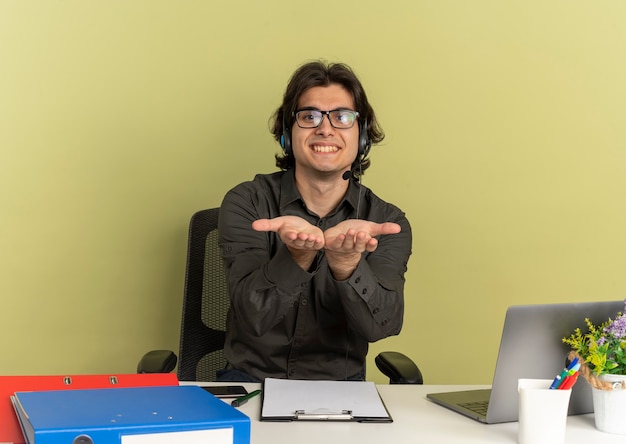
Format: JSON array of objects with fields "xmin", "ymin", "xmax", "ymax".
[{"xmin": 293, "ymin": 108, "xmax": 360, "ymax": 129}]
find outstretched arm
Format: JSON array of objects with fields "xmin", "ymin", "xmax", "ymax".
[
  {"xmin": 323, "ymin": 219, "xmax": 401, "ymax": 280},
  {"xmin": 219, "ymin": 188, "xmax": 321, "ymax": 337},
  {"xmin": 321, "ymin": 214, "xmax": 410, "ymax": 342},
  {"xmin": 252, "ymin": 216, "xmax": 324, "ymax": 272}
]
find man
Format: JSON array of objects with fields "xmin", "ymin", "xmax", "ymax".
[{"xmin": 217, "ymin": 60, "xmax": 411, "ymax": 382}]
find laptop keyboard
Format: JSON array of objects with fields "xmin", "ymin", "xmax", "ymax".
[{"xmin": 459, "ymin": 400, "xmax": 489, "ymax": 416}]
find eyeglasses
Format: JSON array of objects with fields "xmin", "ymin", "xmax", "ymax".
[{"xmin": 294, "ymin": 109, "xmax": 359, "ymax": 129}]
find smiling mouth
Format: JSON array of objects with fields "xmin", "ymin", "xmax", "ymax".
[{"xmin": 312, "ymin": 145, "xmax": 339, "ymax": 153}]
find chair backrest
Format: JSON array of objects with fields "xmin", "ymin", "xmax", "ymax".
[{"xmin": 176, "ymin": 208, "xmax": 229, "ymax": 381}]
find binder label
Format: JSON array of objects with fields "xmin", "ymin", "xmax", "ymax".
[{"xmin": 121, "ymin": 427, "xmax": 233, "ymax": 444}]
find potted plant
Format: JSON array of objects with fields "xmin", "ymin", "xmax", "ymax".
[{"xmin": 563, "ymin": 300, "xmax": 626, "ymax": 434}]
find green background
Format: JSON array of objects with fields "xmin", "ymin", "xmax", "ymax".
[{"xmin": 1, "ymin": 0, "xmax": 625, "ymax": 384}]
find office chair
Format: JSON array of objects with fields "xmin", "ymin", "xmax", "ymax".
[{"xmin": 138, "ymin": 208, "xmax": 423, "ymax": 384}]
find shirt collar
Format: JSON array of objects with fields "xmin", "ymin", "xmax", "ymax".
[
  {"xmin": 279, "ymin": 168, "xmax": 361, "ymax": 214},
  {"xmin": 279, "ymin": 169, "xmax": 301, "ymax": 210}
]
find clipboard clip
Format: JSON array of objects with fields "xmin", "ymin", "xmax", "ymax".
[{"xmin": 294, "ymin": 409, "xmax": 353, "ymax": 421}]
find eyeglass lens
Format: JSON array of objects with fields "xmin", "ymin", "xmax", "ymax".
[{"xmin": 295, "ymin": 110, "xmax": 358, "ymax": 129}]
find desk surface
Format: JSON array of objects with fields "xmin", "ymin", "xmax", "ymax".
[{"xmin": 184, "ymin": 382, "xmax": 625, "ymax": 444}]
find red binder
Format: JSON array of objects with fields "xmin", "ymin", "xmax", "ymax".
[{"xmin": 0, "ymin": 373, "xmax": 179, "ymax": 444}]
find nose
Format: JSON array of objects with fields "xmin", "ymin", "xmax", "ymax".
[{"xmin": 315, "ymin": 113, "xmax": 335, "ymax": 135}]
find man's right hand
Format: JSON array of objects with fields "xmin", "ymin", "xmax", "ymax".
[{"xmin": 252, "ymin": 216, "xmax": 324, "ymax": 271}]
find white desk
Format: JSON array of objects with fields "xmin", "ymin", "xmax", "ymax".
[{"xmin": 184, "ymin": 382, "xmax": 625, "ymax": 443}]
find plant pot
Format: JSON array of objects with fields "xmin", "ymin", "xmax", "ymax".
[{"xmin": 592, "ymin": 374, "xmax": 626, "ymax": 434}]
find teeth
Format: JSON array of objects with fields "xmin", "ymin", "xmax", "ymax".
[{"xmin": 312, "ymin": 146, "xmax": 338, "ymax": 153}]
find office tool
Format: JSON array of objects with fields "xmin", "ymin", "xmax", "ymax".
[
  {"xmin": 1, "ymin": 373, "xmax": 179, "ymax": 444},
  {"xmin": 559, "ymin": 372, "xmax": 579, "ymax": 390},
  {"xmin": 550, "ymin": 357, "xmax": 579, "ymax": 389},
  {"xmin": 260, "ymin": 378, "xmax": 391, "ymax": 422},
  {"xmin": 552, "ymin": 362, "xmax": 580, "ymax": 390},
  {"xmin": 427, "ymin": 300, "xmax": 623, "ymax": 423},
  {"xmin": 203, "ymin": 385, "xmax": 249, "ymax": 398},
  {"xmin": 231, "ymin": 389, "xmax": 262, "ymax": 407},
  {"xmin": 517, "ymin": 379, "xmax": 572, "ymax": 444},
  {"xmin": 12, "ymin": 385, "xmax": 250, "ymax": 444}
]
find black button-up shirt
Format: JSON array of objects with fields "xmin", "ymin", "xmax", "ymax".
[{"xmin": 218, "ymin": 169, "xmax": 412, "ymax": 380}]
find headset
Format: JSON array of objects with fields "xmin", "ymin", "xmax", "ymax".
[{"xmin": 280, "ymin": 114, "xmax": 371, "ymax": 160}]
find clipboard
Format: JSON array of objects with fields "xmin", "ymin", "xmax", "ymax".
[{"xmin": 259, "ymin": 378, "xmax": 393, "ymax": 423}]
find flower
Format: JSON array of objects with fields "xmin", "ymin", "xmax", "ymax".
[{"xmin": 563, "ymin": 300, "xmax": 626, "ymax": 376}]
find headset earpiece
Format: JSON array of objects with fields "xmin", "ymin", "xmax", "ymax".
[
  {"xmin": 358, "ymin": 120, "xmax": 371, "ymax": 158},
  {"xmin": 281, "ymin": 114, "xmax": 292, "ymax": 155}
]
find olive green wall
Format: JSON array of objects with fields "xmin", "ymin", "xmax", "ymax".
[{"xmin": 1, "ymin": 1, "xmax": 625, "ymax": 384}]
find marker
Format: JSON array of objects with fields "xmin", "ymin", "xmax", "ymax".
[
  {"xmin": 549, "ymin": 357, "xmax": 580, "ymax": 390},
  {"xmin": 550, "ymin": 370, "xmax": 569, "ymax": 389},
  {"xmin": 566, "ymin": 357, "xmax": 579, "ymax": 371},
  {"xmin": 568, "ymin": 362, "xmax": 581, "ymax": 375},
  {"xmin": 559, "ymin": 372, "xmax": 579, "ymax": 390},
  {"xmin": 549, "ymin": 375, "xmax": 563, "ymax": 390},
  {"xmin": 231, "ymin": 389, "xmax": 262, "ymax": 407},
  {"xmin": 559, "ymin": 375, "xmax": 572, "ymax": 389}
]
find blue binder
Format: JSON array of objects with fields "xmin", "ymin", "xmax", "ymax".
[{"xmin": 12, "ymin": 385, "xmax": 250, "ymax": 444}]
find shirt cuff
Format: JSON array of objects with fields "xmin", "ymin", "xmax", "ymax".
[{"xmin": 346, "ymin": 260, "xmax": 375, "ymax": 302}]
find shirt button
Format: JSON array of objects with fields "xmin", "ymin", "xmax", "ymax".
[
  {"xmin": 381, "ymin": 319, "xmax": 388, "ymax": 326},
  {"xmin": 301, "ymin": 299, "xmax": 308, "ymax": 306},
  {"xmin": 355, "ymin": 276, "xmax": 361, "ymax": 283},
  {"xmin": 362, "ymin": 288, "xmax": 368, "ymax": 295},
  {"xmin": 373, "ymin": 308, "xmax": 380, "ymax": 314}
]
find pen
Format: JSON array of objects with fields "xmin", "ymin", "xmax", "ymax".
[
  {"xmin": 566, "ymin": 357, "xmax": 579, "ymax": 371},
  {"xmin": 549, "ymin": 374, "xmax": 563, "ymax": 390},
  {"xmin": 559, "ymin": 375, "xmax": 572, "ymax": 389},
  {"xmin": 568, "ymin": 362, "xmax": 581, "ymax": 375},
  {"xmin": 549, "ymin": 358, "xmax": 579, "ymax": 390},
  {"xmin": 559, "ymin": 372, "xmax": 579, "ymax": 390},
  {"xmin": 560, "ymin": 366, "xmax": 580, "ymax": 390},
  {"xmin": 231, "ymin": 389, "xmax": 262, "ymax": 407}
]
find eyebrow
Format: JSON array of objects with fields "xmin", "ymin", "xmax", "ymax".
[{"xmin": 295, "ymin": 106, "xmax": 355, "ymax": 112}]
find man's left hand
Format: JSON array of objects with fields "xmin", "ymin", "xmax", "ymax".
[{"xmin": 323, "ymin": 220, "xmax": 401, "ymax": 280}]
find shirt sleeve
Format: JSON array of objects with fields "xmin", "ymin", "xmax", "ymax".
[
  {"xmin": 329, "ymin": 214, "xmax": 411, "ymax": 342},
  {"xmin": 218, "ymin": 184, "xmax": 316, "ymax": 337}
]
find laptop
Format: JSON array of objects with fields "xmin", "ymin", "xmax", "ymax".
[{"xmin": 426, "ymin": 300, "xmax": 623, "ymax": 424}]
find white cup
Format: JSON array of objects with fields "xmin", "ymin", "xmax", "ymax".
[{"xmin": 517, "ymin": 378, "xmax": 572, "ymax": 444}]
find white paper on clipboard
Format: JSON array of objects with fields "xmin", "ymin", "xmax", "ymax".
[{"xmin": 260, "ymin": 378, "xmax": 391, "ymax": 421}]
